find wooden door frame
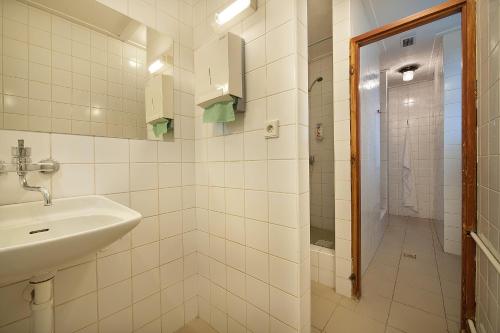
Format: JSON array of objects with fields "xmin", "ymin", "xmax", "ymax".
[{"xmin": 349, "ymin": 0, "xmax": 477, "ymax": 330}]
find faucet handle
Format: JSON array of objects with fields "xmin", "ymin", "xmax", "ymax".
[{"xmin": 11, "ymin": 139, "xmax": 31, "ymax": 158}]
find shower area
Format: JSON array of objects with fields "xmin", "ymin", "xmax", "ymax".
[{"xmin": 308, "ymin": 0, "xmax": 336, "ymax": 288}]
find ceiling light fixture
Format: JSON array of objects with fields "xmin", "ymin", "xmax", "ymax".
[
  {"xmin": 148, "ymin": 58, "xmax": 165, "ymax": 74},
  {"xmin": 215, "ymin": 0, "xmax": 256, "ymax": 26},
  {"xmin": 398, "ymin": 64, "xmax": 419, "ymax": 82}
]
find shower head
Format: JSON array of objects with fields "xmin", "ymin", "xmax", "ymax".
[{"xmin": 308, "ymin": 76, "xmax": 323, "ymax": 92}]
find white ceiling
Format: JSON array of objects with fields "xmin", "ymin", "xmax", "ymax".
[
  {"xmin": 306, "ymin": 0, "xmax": 460, "ymax": 83},
  {"xmin": 362, "ymin": 0, "xmax": 448, "ymax": 27},
  {"xmin": 382, "ymin": 15, "xmax": 460, "ymax": 85},
  {"xmin": 307, "ymin": 0, "xmax": 332, "ymax": 46},
  {"xmin": 361, "ymin": 0, "xmax": 460, "ymax": 86}
]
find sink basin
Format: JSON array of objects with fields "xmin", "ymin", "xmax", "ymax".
[{"xmin": 0, "ymin": 195, "xmax": 141, "ymax": 282}]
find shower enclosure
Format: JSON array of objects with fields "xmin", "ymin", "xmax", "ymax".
[
  {"xmin": 307, "ymin": 0, "xmax": 335, "ymax": 288},
  {"xmin": 308, "ymin": 58, "xmax": 334, "ymax": 249}
]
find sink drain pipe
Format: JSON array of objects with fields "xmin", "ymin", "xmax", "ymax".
[{"xmin": 25, "ymin": 275, "xmax": 55, "ymax": 333}]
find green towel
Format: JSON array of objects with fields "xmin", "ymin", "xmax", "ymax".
[
  {"xmin": 203, "ymin": 98, "xmax": 236, "ymax": 123},
  {"xmin": 152, "ymin": 118, "xmax": 172, "ymax": 137}
]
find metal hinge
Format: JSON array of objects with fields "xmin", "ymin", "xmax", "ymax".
[
  {"xmin": 348, "ymin": 273, "xmax": 356, "ymax": 281},
  {"xmin": 350, "ymin": 65, "xmax": 355, "ymax": 75}
]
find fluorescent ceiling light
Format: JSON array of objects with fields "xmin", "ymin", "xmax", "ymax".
[
  {"xmin": 148, "ymin": 59, "xmax": 165, "ymax": 74},
  {"xmin": 215, "ymin": 0, "xmax": 254, "ymax": 26},
  {"xmin": 402, "ymin": 70, "xmax": 414, "ymax": 81}
]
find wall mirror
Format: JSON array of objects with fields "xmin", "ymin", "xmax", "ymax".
[{"xmin": 2, "ymin": 0, "xmax": 175, "ymax": 140}]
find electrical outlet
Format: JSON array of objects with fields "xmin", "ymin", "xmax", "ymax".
[{"xmin": 265, "ymin": 119, "xmax": 279, "ymax": 138}]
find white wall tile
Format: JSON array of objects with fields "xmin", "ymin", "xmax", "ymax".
[
  {"xmin": 98, "ymin": 279, "xmax": 132, "ymax": 318},
  {"xmin": 95, "ymin": 163, "xmax": 129, "ymax": 194}
]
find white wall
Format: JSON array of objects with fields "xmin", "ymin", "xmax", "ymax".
[
  {"xmin": 192, "ymin": 0, "xmax": 311, "ymax": 332},
  {"xmin": 330, "ymin": 0, "xmax": 381, "ymax": 296},
  {"xmin": 0, "ymin": 131, "xmax": 198, "ymax": 333},
  {"xmin": 380, "ymin": 71, "xmax": 389, "ymax": 215},
  {"xmin": 442, "ymin": 30, "xmax": 462, "ymax": 255},
  {"xmin": 432, "ymin": 43, "xmax": 445, "ymax": 249},
  {"xmin": 387, "ymin": 80, "xmax": 442, "ymax": 220},
  {"xmin": 331, "ymin": 0, "xmax": 355, "ymax": 297},
  {"xmin": 309, "ymin": 55, "xmax": 335, "ymax": 234},
  {"xmin": 0, "ymin": 0, "xmax": 315, "ymax": 332},
  {"xmin": 476, "ymin": 0, "xmax": 500, "ymax": 331},
  {"xmin": 0, "ymin": 0, "xmax": 197, "ymax": 332}
]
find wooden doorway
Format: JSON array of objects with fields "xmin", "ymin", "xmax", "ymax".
[{"xmin": 349, "ymin": 0, "xmax": 476, "ymax": 330}]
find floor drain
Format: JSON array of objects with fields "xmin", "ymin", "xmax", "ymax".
[
  {"xmin": 29, "ymin": 228, "xmax": 49, "ymax": 234},
  {"xmin": 403, "ymin": 252, "xmax": 417, "ymax": 259}
]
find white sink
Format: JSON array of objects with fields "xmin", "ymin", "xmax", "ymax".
[{"xmin": 0, "ymin": 195, "xmax": 141, "ymax": 282}]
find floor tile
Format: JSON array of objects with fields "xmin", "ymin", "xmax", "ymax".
[
  {"xmin": 324, "ymin": 306, "xmax": 386, "ymax": 333},
  {"xmin": 310, "ymin": 215, "xmax": 462, "ymax": 333},
  {"xmin": 443, "ymin": 296, "xmax": 460, "ymax": 321},
  {"xmin": 388, "ymin": 301, "xmax": 448, "ymax": 333},
  {"xmin": 396, "ymin": 269, "xmax": 442, "ymax": 295},
  {"xmin": 447, "ymin": 319, "xmax": 460, "ymax": 333},
  {"xmin": 311, "ymin": 294, "xmax": 337, "ymax": 330},
  {"xmin": 176, "ymin": 319, "xmax": 219, "ymax": 333},
  {"xmin": 355, "ymin": 292, "xmax": 392, "ymax": 323},
  {"xmin": 312, "ymin": 281, "xmax": 343, "ymax": 303},
  {"xmin": 393, "ymin": 281, "xmax": 445, "ymax": 316}
]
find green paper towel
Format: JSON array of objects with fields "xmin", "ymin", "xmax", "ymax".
[
  {"xmin": 152, "ymin": 118, "xmax": 172, "ymax": 137},
  {"xmin": 203, "ymin": 98, "xmax": 237, "ymax": 123}
]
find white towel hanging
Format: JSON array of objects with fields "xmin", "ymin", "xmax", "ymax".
[{"xmin": 402, "ymin": 122, "xmax": 418, "ymax": 210}]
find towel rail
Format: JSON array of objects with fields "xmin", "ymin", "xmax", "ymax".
[
  {"xmin": 467, "ymin": 319, "xmax": 477, "ymax": 333},
  {"xmin": 470, "ymin": 232, "xmax": 500, "ymax": 275},
  {"xmin": 466, "ymin": 232, "xmax": 500, "ymax": 333}
]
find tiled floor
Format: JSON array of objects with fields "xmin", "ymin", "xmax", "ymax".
[
  {"xmin": 175, "ymin": 216, "xmax": 461, "ymax": 333},
  {"xmin": 311, "ymin": 215, "xmax": 461, "ymax": 333},
  {"xmin": 175, "ymin": 319, "xmax": 218, "ymax": 333}
]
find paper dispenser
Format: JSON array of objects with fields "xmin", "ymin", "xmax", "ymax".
[
  {"xmin": 145, "ymin": 74, "xmax": 174, "ymax": 124},
  {"xmin": 195, "ymin": 32, "xmax": 245, "ymax": 111}
]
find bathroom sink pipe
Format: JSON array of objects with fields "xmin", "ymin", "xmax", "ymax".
[{"xmin": 25, "ymin": 274, "xmax": 55, "ymax": 333}]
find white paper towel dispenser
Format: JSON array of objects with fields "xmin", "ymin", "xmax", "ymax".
[
  {"xmin": 195, "ymin": 32, "xmax": 245, "ymax": 111},
  {"xmin": 145, "ymin": 74, "xmax": 174, "ymax": 124}
]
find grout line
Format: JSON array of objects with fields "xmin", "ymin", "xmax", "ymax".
[
  {"xmin": 383, "ymin": 215, "xmax": 406, "ymax": 331},
  {"xmin": 430, "ymin": 218, "xmax": 452, "ymax": 332}
]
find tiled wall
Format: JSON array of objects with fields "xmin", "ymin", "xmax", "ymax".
[
  {"xmin": 310, "ymin": 245, "xmax": 335, "ymax": 288},
  {"xmin": 0, "ymin": 0, "xmax": 198, "ymax": 332},
  {"xmin": 308, "ymin": 55, "xmax": 334, "ymax": 234},
  {"xmin": 192, "ymin": 0, "xmax": 311, "ymax": 332},
  {"xmin": 476, "ymin": 0, "xmax": 500, "ymax": 331},
  {"xmin": 331, "ymin": 0, "xmax": 354, "ymax": 297},
  {"xmin": 0, "ymin": 0, "xmax": 148, "ymax": 139},
  {"xmin": 96, "ymin": 0, "xmax": 196, "ymax": 144},
  {"xmin": 331, "ymin": 0, "xmax": 380, "ymax": 297},
  {"xmin": 380, "ymin": 70, "xmax": 388, "ymax": 215},
  {"xmin": 442, "ymin": 30, "xmax": 462, "ymax": 256},
  {"xmin": 387, "ymin": 81, "xmax": 442, "ymax": 219},
  {"xmin": 432, "ymin": 44, "xmax": 445, "ymax": 250},
  {"xmin": 0, "ymin": 130, "xmax": 197, "ymax": 333}
]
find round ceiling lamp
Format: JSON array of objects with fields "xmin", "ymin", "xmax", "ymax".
[{"xmin": 398, "ymin": 64, "xmax": 419, "ymax": 82}]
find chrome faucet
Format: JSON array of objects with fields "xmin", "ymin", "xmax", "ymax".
[
  {"xmin": 1, "ymin": 139, "xmax": 59, "ymax": 206},
  {"xmin": 19, "ymin": 174, "xmax": 52, "ymax": 206}
]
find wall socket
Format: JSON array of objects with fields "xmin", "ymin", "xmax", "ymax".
[{"xmin": 265, "ymin": 119, "xmax": 279, "ymax": 138}]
